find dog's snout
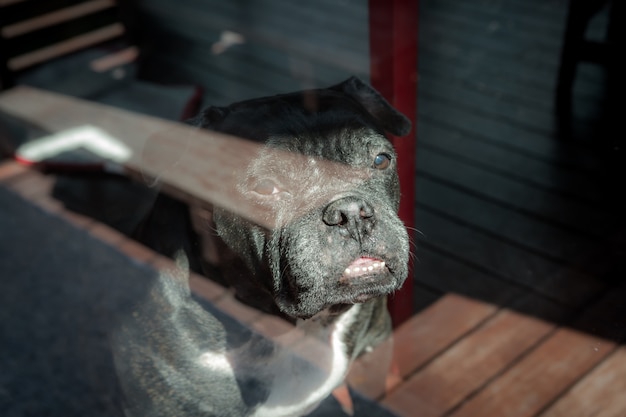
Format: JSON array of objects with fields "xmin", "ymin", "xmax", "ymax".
[{"xmin": 323, "ymin": 197, "xmax": 375, "ymax": 239}]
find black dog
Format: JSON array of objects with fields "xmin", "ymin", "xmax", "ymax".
[{"xmin": 115, "ymin": 77, "xmax": 411, "ymax": 417}]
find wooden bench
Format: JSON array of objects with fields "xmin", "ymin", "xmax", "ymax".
[
  {"xmin": 0, "ymin": 86, "xmax": 273, "ymax": 222},
  {"xmin": 1, "ymin": 85, "xmax": 389, "ymax": 233}
]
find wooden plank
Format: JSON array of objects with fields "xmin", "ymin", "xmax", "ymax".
[
  {"xmin": 420, "ymin": 3, "xmax": 563, "ymax": 51},
  {"xmin": 419, "ymin": 3, "xmax": 603, "ymax": 88},
  {"xmin": 538, "ymin": 347, "xmax": 626, "ymax": 417},
  {"xmin": 415, "ymin": 176, "xmax": 613, "ymax": 277},
  {"xmin": 382, "ymin": 302, "xmax": 559, "ymax": 417},
  {"xmin": 137, "ymin": 0, "xmax": 368, "ymax": 76},
  {"xmin": 0, "ymin": 0, "xmax": 25, "ymax": 6},
  {"xmin": 1, "ymin": 0, "xmax": 90, "ymax": 24},
  {"xmin": 387, "ymin": 293, "xmax": 497, "ymax": 380},
  {"xmin": 417, "ymin": 100, "xmax": 602, "ymax": 174},
  {"xmin": 410, "ymin": 285, "xmax": 443, "ymax": 313},
  {"xmin": 140, "ymin": 52, "xmax": 270, "ymax": 106},
  {"xmin": 158, "ymin": 36, "xmax": 338, "ymax": 98},
  {"xmin": 347, "ymin": 293, "xmax": 497, "ymax": 401},
  {"xmin": 417, "ymin": 148, "xmax": 614, "ymax": 239},
  {"xmin": 0, "ymin": 87, "xmax": 270, "ymax": 227},
  {"xmin": 572, "ymin": 282, "xmax": 626, "ymax": 343},
  {"xmin": 8, "ymin": 23, "xmax": 125, "ymax": 70},
  {"xmin": 418, "ymin": 54, "xmax": 604, "ymax": 116},
  {"xmin": 0, "ymin": 86, "xmax": 408, "ymax": 237},
  {"xmin": 417, "ymin": 122, "xmax": 607, "ymax": 205},
  {"xmin": 419, "ymin": 62, "xmax": 604, "ymax": 122},
  {"xmin": 414, "ymin": 246, "xmax": 523, "ymax": 305},
  {"xmin": 89, "ymin": 46, "xmax": 138, "ymax": 72},
  {"xmin": 419, "ymin": 49, "xmax": 553, "ymax": 114},
  {"xmin": 136, "ymin": 21, "xmax": 358, "ymax": 105},
  {"xmin": 447, "ymin": 328, "xmax": 616, "ymax": 417},
  {"xmin": 418, "ymin": 77, "xmax": 596, "ymax": 144},
  {"xmin": 225, "ymin": 0, "xmax": 367, "ymax": 55},
  {"xmin": 186, "ymin": 0, "xmax": 368, "ymax": 55},
  {"xmin": 135, "ymin": 0, "xmax": 369, "ymax": 106},
  {"xmin": 418, "ymin": 23, "xmax": 558, "ymax": 82},
  {"xmin": 2, "ymin": 0, "xmax": 115, "ymax": 38},
  {"xmin": 415, "ymin": 208, "xmax": 605, "ymax": 308},
  {"xmin": 418, "ymin": 75, "xmax": 557, "ymax": 134},
  {"xmin": 124, "ymin": 0, "xmax": 369, "ymax": 105},
  {"xmin": 471, "ymin": 0, "xmax": 570, "ymax": 23},
  {"xmin": 418, "ymin": 28, "xmax": 603, "ymax": 99},
  {"xmin": 422, "ymin": 0, "xmax": 566, "ymax": 39}
]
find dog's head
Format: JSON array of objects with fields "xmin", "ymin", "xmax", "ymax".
[{"xmin": 193, "ymin": 77, "xmax": 412, "ymax": 319}]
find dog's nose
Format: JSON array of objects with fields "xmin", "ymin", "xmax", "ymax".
[{"xmin": 323, "ymin": 197, "xmax": 375, "ymax": 240}]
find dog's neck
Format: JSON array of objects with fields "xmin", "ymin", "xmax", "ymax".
[
  {"xmin": 301, "ymin": 304, "xmax": 353, "ymax": 326},
  {"xmin": 215, "ymin": 249, "xmax": 351, "ymax": 325}
]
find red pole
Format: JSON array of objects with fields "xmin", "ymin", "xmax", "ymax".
[{"xmin": 369, "ymin": 0, "xmax": 418, "ymax": 327}]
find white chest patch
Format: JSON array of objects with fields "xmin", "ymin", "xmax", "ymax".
[
  {"xmin": 197, "ymin": 350, "xmax": 233, "ymax": 374},
  {"xmin": 193, "ymin": 305, "xmax": 360, "ymax": 417},
  {"xmin": 251, "ymin": 304, "xmax": 361, "ymax": 417}
]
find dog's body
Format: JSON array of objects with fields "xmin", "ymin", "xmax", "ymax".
[{"xmin": 115, "ymin": 77, "xmax": 411, "ymax": 417}]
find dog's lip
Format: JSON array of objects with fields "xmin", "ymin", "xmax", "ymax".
[{"xmin": 333, "ymin": 271, "xmax": 398, "ymax": 305}]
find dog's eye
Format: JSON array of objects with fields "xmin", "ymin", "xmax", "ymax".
[
  {"xmin": 253, "ymin": 179, "xmax": 280, "ymax": 195},
  {"xmin": 373, "ymin": 153, "xmax": 392, "ymax": 170}
]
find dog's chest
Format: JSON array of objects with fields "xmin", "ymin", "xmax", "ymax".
[{"xmin": 249, "ymin": 305, "xmax": 360, "ymax": 417}]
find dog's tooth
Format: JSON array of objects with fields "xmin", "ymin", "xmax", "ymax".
[{"xmin": 345, "ymin": 261, "xmax": 387, "ymax": 277}]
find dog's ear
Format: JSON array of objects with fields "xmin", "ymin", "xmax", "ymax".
[
  {"xmin": 188, "ymin": 106, "xmax": 230, "ymax": 128},
  {"xmin": 331, "ymin": 76, "xmax": 412, "ymax": 137}
]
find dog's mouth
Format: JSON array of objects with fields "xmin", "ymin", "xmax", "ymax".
[
  {"xmin": 275, "ymin": 253, "xmax": 404, "ymax": 318},
  {"xmin": 335, "ymin": 256, "xmax": 398, "ymax": 304},
  {"xmin": 340, "ymin": 256, "xmax": 387, "ymax": 283}
]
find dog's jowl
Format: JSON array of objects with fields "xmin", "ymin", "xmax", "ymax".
[{"xmin": 114, "ymin": 77, "xmax": 412, "ymax": 417}]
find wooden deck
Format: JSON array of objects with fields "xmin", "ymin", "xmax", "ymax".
[{"xmin": 2, "ymin": 0, "xmax": 625, "ymax": 415}]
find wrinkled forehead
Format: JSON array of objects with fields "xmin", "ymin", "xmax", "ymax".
[
  {"xmin": 214, "ymin": 90, "xmax": 389, "ymax": 149},
  {"xmin": 264, "ymin": 126, "xmax": 393, "ymax": 165}
]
